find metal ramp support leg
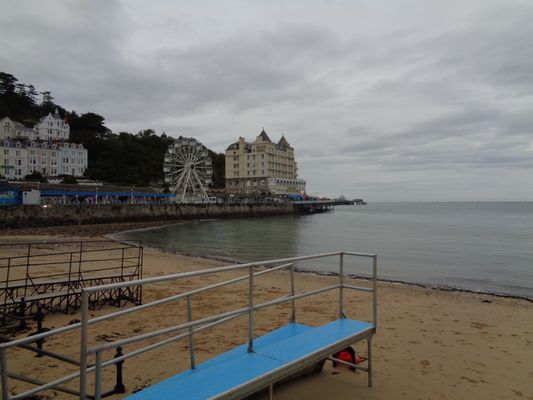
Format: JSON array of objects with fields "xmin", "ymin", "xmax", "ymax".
[{"xmin": 367, "ymin": 335, "xmax": 373, "ymax": 388}]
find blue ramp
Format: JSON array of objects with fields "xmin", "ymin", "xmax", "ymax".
[{"xmin": 127, "ymin": 319, "xmax": 374, "ymax": 400}]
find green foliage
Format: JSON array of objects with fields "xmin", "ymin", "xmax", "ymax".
[
  {"xmin": 0, "ymin": 72, "xmax": 226, "ymax": 187},
  {"xmin": 209, "ymin": 150, "xmax": 225, "ymax": 188},
  {"xmin": 60, "ymin": 175, "xmax": 78, "ymax": 184},
  {"xmin": 24, "ymin": 171, "xmax": 48, "ymax": 183}
]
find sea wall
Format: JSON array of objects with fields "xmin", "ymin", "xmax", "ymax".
[{"xmin": 0, "ymin": 203, "xmax": 294, "ymax": 228}]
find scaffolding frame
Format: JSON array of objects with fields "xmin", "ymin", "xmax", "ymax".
[{"xmin": 0, "ymin": 240, "xmax": 143, "ymax": 325}]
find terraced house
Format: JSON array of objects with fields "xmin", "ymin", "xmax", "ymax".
[{"xmin": 0, "ymin": 109, "xmax": 88, "ymax": 179}]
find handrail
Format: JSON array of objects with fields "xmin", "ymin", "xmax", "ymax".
[
  {"xmin": 0, "ymin": 262, "xmax": 292, "ymax": 349},
  {"xmin": 89, "ymin": 284, "xmax": 341, "ymax": 355},
  {"xmin": 0, "ymin": 239, "xmax": 142, "ymax": 248},
  {"xmin": 0, "ymin": 251, "xmax": 378, "ymax": 400},
  {"xmin": 83, "ymin": 251, "xmax": 345, "ymax": 293}
]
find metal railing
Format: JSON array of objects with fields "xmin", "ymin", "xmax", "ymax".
[
  {"xmin": 0, "ymin": 240, "xmax": 143, "ymax": 322},
  {"xmin": 0, "ymin": 251, "xmax": 377, "ymax": 400}
]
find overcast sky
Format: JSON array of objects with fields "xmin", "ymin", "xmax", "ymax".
[{"xmin": 1, "ymin": 0, "xmax": 532, "ymax": 200}]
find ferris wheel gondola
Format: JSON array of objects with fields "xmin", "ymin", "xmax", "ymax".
[{"xmin": 163, "ymin": 137, "xmax": 213, "ymax": 203}]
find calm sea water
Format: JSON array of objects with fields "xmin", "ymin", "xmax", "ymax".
[{"xmin": 115, "ymin": 202, "xmax": 533, "ymax": 298}]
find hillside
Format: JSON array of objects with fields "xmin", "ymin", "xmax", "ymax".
[{"xmin": 0, "ymin": 72, "xmax": 225, "ymax": 187}]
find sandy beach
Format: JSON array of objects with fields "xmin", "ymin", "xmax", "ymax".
[{"xmin": 1, "ymin": 230, "xmax": 532, "ymax": 400}]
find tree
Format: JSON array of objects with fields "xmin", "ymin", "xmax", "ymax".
[
  {"xmin": 0, "ymin": 72, "xmax": 17, "ymax": 94},
  {"xmin": 60, "ymin": 175, "xmax": 78, "ymax": 184},
  {"xmin": 40, "ymin": 91, "xmax": 54, "ymax": 105},
  {"xmin": 26, "ymin": 84, "xmax": 38, "ymax": 105},
  {"xmin": 24, "ymin": 171, "xmax": 47, "ymax": 183}
]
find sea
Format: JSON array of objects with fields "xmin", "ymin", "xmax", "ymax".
[{"xmin": 114, "ymin": 202, "xmax": 533, "ymax": 299}]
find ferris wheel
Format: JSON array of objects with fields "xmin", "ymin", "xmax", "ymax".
[{"xmin": 163, "ymin": 137, "xmax": 213, "ymax": 203}]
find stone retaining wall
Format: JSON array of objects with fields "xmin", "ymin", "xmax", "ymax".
[{"xmin": 0, "ymin": 203, "xmax": 294, "ymax": 228}]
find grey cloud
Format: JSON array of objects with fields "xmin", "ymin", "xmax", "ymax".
[{"xmin": 1, "ymin": 0, "xmax": 532, "ymax": 200}]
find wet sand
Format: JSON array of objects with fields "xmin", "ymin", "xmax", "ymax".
[{"xmin": 1, "ymin": 232, "xmax": 532, "ymax": 400}]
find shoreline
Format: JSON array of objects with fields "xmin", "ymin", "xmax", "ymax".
[
  {"xmin": 4, "ymin": 218, "xmax": 531, "ymax": 304},
  {"xmin": 109, "ymin": 225, "xmax": 533, "ymax": 304}
]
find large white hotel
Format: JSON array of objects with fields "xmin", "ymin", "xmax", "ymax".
[
  {"xmin": 1, "ymin": 110, "xmax": 88, "ymax": 179},
  {"xmin": 225, "ymin": 129, "xmax": 306, "ymax": 195}
]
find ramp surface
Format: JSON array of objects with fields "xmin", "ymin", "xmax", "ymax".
[{"xmin": 127, "ymin": 319, "xmax": 373, "ymax": 400}]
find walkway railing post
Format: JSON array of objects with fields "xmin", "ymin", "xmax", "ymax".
[
  {"xmin": 247, "ymin": 265, "xmax": 254, "ymax": 353},
  {"xmin": 24, "ymin": 243, "xmax": 31, "ymax": 297},
  {"xmin": 78, "ymin": 242, "xmax": 83, "ymax": 281},
  {"xmin": 113, "ymin": 346, "xmax": 125, "ymax": 393},
  {"xmin": 94, "ymin": 350, "xmax": 102, "ymax": 400},
  {"xmin": 187, "ymin": 295, "xmax": 196, "ymax": 369},
  {"xmin": 339, "ymin": 253, "xmax": 345, "ymax": 319},
  {"xmin": 80, "ymin": 292, "xmax": 89, "ymax": 400},
  {"xmin": 4, "ymin": 257, "xmax": 11, "ymax": 325},
  {"xmin": 1, "ymin": 347, "xmax": 9, "ymax": 400},
  {"xmin": 372, "ymin": 255, "xmax": 377, "ymax": 328},
  {"xmin": 290, "ymin": 263, "xmax": 296, "ymax": 323}
]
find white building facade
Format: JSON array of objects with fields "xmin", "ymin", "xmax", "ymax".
[
  {"xmin": 0, "ymin": 111, "xmax": 88, "ymax": 179},
  {"xmin": 225, "ymin": 129, "xmax": 306, "ymax": 195}
]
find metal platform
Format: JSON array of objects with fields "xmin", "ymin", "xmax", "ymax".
[
  {"xmin": 0, "ymin": 240, "xmax": 143, "ymax": 324},
  {"xmin": 126, "ymin": 319, "xmax": 374, "ymax": 400}
]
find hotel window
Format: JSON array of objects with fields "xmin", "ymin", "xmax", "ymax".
[{"xmin": 3, "ymin": 149, "xmax": 8, "ymax": 155}]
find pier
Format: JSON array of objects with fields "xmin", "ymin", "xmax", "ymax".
[{"xmin": 292, "ymin": 198, "xmax": 366, "ymax": 213}]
